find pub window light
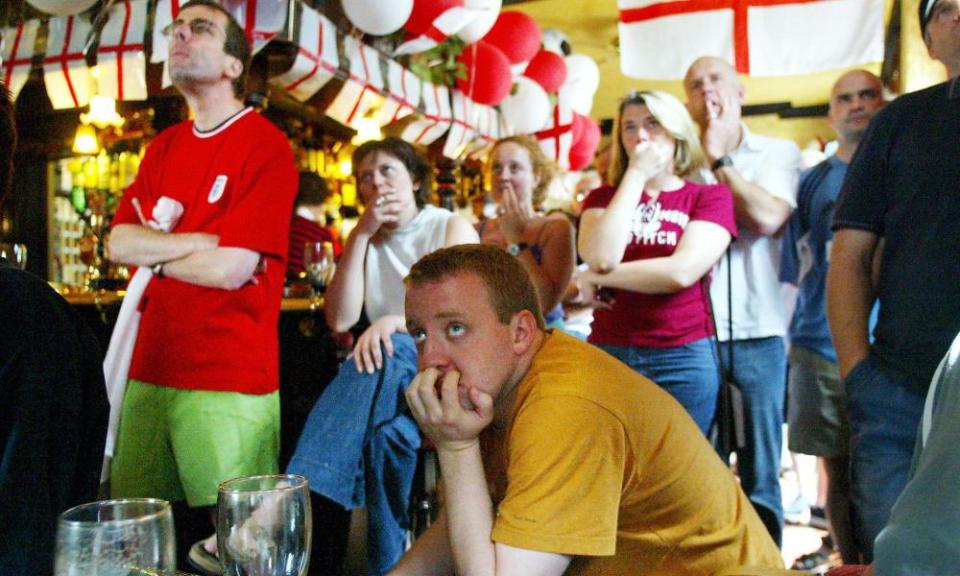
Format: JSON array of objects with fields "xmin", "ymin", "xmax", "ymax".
[{"xmin": 72, "ymin": 124, "xmax": 100, "ymax": 155}]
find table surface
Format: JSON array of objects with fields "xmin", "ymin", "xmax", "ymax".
[{"xmin": 57, "ymin": 289, "xmax": 321, "ymax": 311}]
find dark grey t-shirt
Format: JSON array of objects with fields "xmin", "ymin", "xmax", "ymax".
[{"xmin": 833, "ymin": 77, "xmax": 960, "ymax": 392}]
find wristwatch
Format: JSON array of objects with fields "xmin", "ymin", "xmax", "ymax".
[
  {"xmin": 151, "ymin": 262, "xmax": 165, "ymax": 278},
  {"xmin": 711, "ymin": 155, "xmax": 734, "ymax": 172},
  {"xmin": 506, "ymin": 242, "xmax": 529, "ymax": 256}
]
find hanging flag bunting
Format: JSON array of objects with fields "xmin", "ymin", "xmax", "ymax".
[
  {"xmin": 150, "ymin": 0, "xmax": 180, "ymax": 64},
  {"xmin": 400, "ymin": 81, "xmax": 452, "ymax": 146},
  {"xmin": 375, "ymin": 58, "xmax": 422, "ymax": 127},
  {"xmin": 462, "ymin": 102, "xmax": 501, "ymax": 157},
  {"xmin": 43, "ymin": 15, "xmax": 93, "ymax": 109},
  {"xmin": 325, "ymin": 36, "xmax": 384, "ymax": 129},
  {"xmin": 535, "ymin": 90, "xmax": 574, "ymax": 170},
  {"xmin": 2, "ymin": 20, "xmax": 40, "ymax": 101},
  {"xmin": 97, "ymin": 0, "xmax": 148, "ymax": 101},
  {"xmin": 150, "ymin": 0, "xmax": 182, "ymax": 88},
  {"xmin": 221, "ymin": 0, "xmax": 288, "ymax": 54},
  {"xmin": 443, "ymin": 89, "xmax": 478, "ymax": 159},
  {"xmin": 268, "ymin": 2, "xmax": 339, "ymax": 102},
  {"xmin": 618, "ymin": 0, "xmax": 885, "ymax": 79},
  {"xmin": 395, "ymin": 2, "xmax": 479, "ymax": 56}
]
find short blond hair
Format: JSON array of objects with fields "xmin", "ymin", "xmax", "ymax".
[{"xmin": 608, "ymin": 90, "xmax": 706, "ymax": 187}]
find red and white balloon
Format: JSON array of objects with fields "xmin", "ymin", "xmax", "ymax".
[
  {"xmin": 561, "ymin": 54, "xmax": 600, "ymax": 115},
  {"xmin": 480, "ymin": 11, "xmax": 540, "ymax": 66},
  {"xmin": 458, "ymin": 0, "xmax": 501, "ymax": 44},
  {"xmin": 456, "ymin": 41, "xmax": 512, "ymax": 106},
  {"xmin": 342, "ymin": 0, "xmax": 413, "ymax": 36},
  {"xmin": 523, "ymin": 49, "xmax": 567, "ymax": 94},
  {"xmin": 26, "ymin": 0, "xmax": 97, "ymax": 15},
  {"xmin": 568, "ymin": 113, "xmax": 601, "ymax": 171},
  {"xmin": 500, "ymin": 76, "xmax": 551, "ymax": 135}
]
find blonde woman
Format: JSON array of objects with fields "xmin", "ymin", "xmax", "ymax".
[
  {"xmin": 478, "ymin": 136, "xmax": 575, "ymax": 326},
  {"xmin": 578, "ymin": 90, "xmax": 737, "ymax": 434}
]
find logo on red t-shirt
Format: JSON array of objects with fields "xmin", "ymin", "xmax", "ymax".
[{"xmin": 208, "ymin": 175, "xmax": 228, "ymax": 203}]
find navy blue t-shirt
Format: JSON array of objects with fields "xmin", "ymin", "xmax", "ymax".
[{"xmin": 833, "ymin": 77, "xmax": 960, "ymax": 391}]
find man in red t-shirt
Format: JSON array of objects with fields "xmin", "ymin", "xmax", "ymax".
[{"xmin": 106, "ymin": 0, "xmax": 296, "ymax": 568}]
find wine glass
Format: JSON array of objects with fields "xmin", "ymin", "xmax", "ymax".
[
  {"xmin": 0, "ymin": 242, "xmax": 27, "ymax": 270},
  {"xmin": 217, "ymin": 474, "xmax": 312, "ymax": 576},
  {"xmin": 302, "ymin": 241, "xmax": 335, "ymax": 294},
  {"xmin": 54, "ymin": 498, "xmax": 176, "ymax": 576}
]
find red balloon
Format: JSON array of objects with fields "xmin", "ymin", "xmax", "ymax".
[
  {"xmin": 456, "ymin": 41, "xmax": 512, "ymax": 105},
  {"xmin": 523, "ymin": 49, "xmax": 567, "ymax": 93},
  {"xmin": 404, "ymin": 0, "xmax": 462, "ymax": 35},
  {"xmin": 569, "ymin": 114, "xmax": 601, "ymax": 171},
  {"xmin": 481, "ymin": 11, "xmax": 540, "ymax": 65},
  {"xmin": 570, "ymin": 112, "xmax": 586, "ymax": 144}
]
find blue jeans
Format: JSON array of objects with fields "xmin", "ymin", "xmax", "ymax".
[
  {"xmin": 600, "ymin": 337, "xmax": 720, "ymax": 435},
  {"xmin": 287, "ymin": 334, "xmax": 420, "ymax": 576},
  {"xmin": 844, "ymin": 355, "xmax": 925, "ymax": 561},
  {"xmin": 717, "ymin": 336, "xmax": 786, "ymax": 546}
]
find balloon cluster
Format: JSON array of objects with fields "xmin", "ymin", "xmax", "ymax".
[{"xmin": 341, "ymin": 0, "xmax": 601, "ymax": 170}]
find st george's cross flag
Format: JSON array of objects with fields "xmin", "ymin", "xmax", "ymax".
[
  {"xmin": 443, "ymin": 89, "xmax": 479, "ymax": 159},
  {"xmin": 268, "ymin": 2, "xmax": 339, "ymax": 102},
  {"xmin": 375, "ymin": 58, "xmax": 422, "ymax": 127},
  {"xmin": 325, "ymin": 36, "xmax": 385, "ymax": 128},
  {"xmin": 535, "ymin": 89, "xmax": 574, "ymax": 170},
  {"xmin": 618, "ymin": 0, "xmax": 885, "ymax": 79},
  {"xmin": 97, "ymin": 0, "xmax": 148, "ymax": 101},
  {"xmin": 43, "ymin": 15, "xmax": 93, "ymax": 109},
  {"xmin": 2, "ymin": 20, "xmax": 40, "ymax": 101},
  {"xmin": 400, "ymin": 81, "xmax": 453, "ymax": 146}
]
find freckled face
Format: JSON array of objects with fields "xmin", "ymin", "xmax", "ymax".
[
  {"xmin": 489, "ymin": 142, "xmax": 540, "ymax": 207},
  {"xmin": 406, "ymin": 273, "xmax": 518, "ymax": 401}
]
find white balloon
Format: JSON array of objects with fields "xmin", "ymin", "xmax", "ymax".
[
  {"xmin": 458, "ymin": 0, "xmax": 501, "ymax": 44},
  {"xmin": 500, "ymin": 77, "xmax": 551, "ymax": 135},
  {"xmin": 26, "ymin": 0, "xmax": 97, "ymax": 16},
  {"xmin": 562, "ymin": 54, "xmax": 600, "ymax": 115},
  {"xmin": 541, "ymin": 28, "xmax": 569, "ymax": 56},
  {"xmin": 342, "ymin": 0, "xmax": 413, "ymax": 36}
]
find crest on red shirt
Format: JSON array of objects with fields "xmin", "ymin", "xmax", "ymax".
[{"xmin": 208, "ymin": 174, "xmax": 228, "ymax": 203}]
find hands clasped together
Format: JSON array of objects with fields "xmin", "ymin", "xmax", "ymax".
[{"xmin": 700, "ymin": 94, "xmax": 741, "ymax": 162}]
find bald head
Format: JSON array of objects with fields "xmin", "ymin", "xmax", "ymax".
[
  {"xmin": 828, "ymin": 70, "xmax": 884, "ymax": 157},
  {"xmin": 683, "ymin": 56, "xmax": 745, "ymax": 128}
]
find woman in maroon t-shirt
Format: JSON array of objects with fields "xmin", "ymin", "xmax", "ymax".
[{"xmin": 578, "ymin": 90, "xmax": 737, "ymax": 434}]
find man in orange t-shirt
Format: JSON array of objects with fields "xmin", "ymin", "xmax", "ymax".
[{"xmin": 392, "ymin": 244, "xmax": 782, "ymax": 576}]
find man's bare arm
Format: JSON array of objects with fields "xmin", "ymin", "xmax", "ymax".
[
  {"xmin": 162, "ymin": 247, "xmax": 260, "ymax": 290},
  {"xmin": 388, "ymin": 511, "xmax": 454, "ymax": 576},
  {"xmin": 827, "ymin": 228, "xmax": 880, "ymax": 379},
  {"xmin": 109, "ymin": 223, "xmax": 218, "ymax": 266},
  {"xmin": 714, "ymin": 166, "xmax": 793, "ymax": 236}
]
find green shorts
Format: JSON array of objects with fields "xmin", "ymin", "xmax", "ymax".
[{"xmin": 110, "ymin": 379, "xmax": 279, "ymax": 507}]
